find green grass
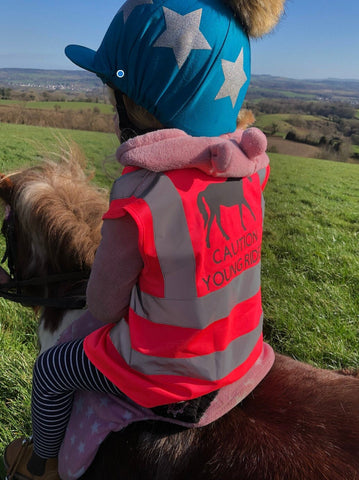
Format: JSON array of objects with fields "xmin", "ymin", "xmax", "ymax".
[
  {"xmin": 0, "ymin": 99, "xmax": 113, "ymax": 115},
  {"xmin": 0, "ymin": 300, "xmax": 37, "ymax": 452},
  {"xmin": 254, "ymin": 113, "xmax": 325, "ymax": 137},
  {"xmin": 0, "ymin": 125, "xmax": 358, "ymax": 475},
  {"xmin": 0, "ymin": 123, "xmax": 119, "ymax": 189},
  {"xmin": 255, "ymin": 113, "xmax": 293, "ymax": 130},
  {"xmin": 249, "ymin": 87, "xmax": 317, "ymax": 100},
  {"xmin": 262, "ymin": 154, "xmax": 359, "ymax": 367}
]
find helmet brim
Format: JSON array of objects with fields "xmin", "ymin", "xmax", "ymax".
[{"xmin": 65, "ymin": 44, "xmax": 99, "ymax": 75}]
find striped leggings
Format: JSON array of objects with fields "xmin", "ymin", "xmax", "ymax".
[{"xmin": 31, "ymin": 339, "xmax": 124, "ymax": 459}]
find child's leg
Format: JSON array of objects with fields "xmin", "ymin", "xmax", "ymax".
[{"xmin": 31, "ymin": 338, "xmax": 123, "ymax": 460}]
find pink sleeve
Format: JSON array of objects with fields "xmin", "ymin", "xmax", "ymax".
[{"xmin": 86, "ymin": 215, "xmax": 143, "ymax": 324}]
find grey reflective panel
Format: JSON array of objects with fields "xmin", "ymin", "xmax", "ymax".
[
  {"xmin": 110, "ymin": 319, "xmax": 134, "ymax": 364},
  {"xmin": 257, "ymin": 168, "xmax": 267, "ymax": 187},
  {"xmin": 111, "ymin": 171, "xmax": 197, "ymax": 299},
  {"xmin": 140, "ymin": 174, "xmax": 197, "ymax": 299},
  {"xmin": 110, "ymin": 169, "xmax": 161, "ymax": 203},
  {"xmin": 261, "ymin": 194, "xmax": 265, "ymax": 222},
  {"xmin": 130, "ymin": 261, "xmax": 261, "ymax": 329},
  {"xmin": 110, "ymin": 315, "xmax": 263, "ymax": 381}
]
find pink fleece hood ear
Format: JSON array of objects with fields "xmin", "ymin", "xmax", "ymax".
[{"xmin": 116, "ymin": 127, "xmax": 268, "ymax": 178}]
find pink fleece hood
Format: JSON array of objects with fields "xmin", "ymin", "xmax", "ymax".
[{"xmin": 116, "ymin": 127, "xmax": 269, "ymax": 178}]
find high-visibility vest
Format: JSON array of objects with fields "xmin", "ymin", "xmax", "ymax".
[{"xmin": 84, "ymin": 166, "xmax": 270, "ymax": 408}]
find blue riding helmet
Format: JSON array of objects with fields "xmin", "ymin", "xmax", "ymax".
[{"xmin": 65, "ymin": 0, "xmax": 251, "ymax": 137}]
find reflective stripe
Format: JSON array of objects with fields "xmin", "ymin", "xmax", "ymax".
[
  {"xmin": 111, "ymin": 170, "xmax": 197, "ymax": 298},
  {"xmin": 130, "ymin": 261, "xmax": 261, "ymax": 329},
  {"xmin": 111, "ymin": 314, "xmax": 263, "ymax": 381},
  {"xmin": 261, "ymin": 193, "xmax": 265, "ymax": 221},
  {"xmin": 110, "ymin": 169, "xmax": 160, "ymax": 202},
  {"xmin": 141, "ymin": 174, "xmax": 197, "ymax": 298},
  {"xmin": 257, "ymin": 169, "xmax": 266, "ymax": 221},
  {"xmin": 257, "ymin": 167, "xmax": 267, "ymax": 187}
]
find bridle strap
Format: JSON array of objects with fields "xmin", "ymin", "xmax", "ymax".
[
  {"xmin": 0, "ymin": 272, "xmax": 89, "ymax": 308},
  {"xmin": 114, "ymin": 90, "xmax": 157, "ymax": 142},
  {"xmin": 0, "ymin": 290, "xmax": 87, "ymax": 309},
  {"xmin": 0, "ymin": 270, "xmax": 89, "ymax": 288},
  {"xmin": 0, "ymin": 209, "xmax": 89, "ymax": 309}
]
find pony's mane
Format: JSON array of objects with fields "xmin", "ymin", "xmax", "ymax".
[{"xmin": 7, "ymin": 147, "xmax": 108, "ymax": 276}]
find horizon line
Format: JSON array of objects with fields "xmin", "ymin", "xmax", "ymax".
[{"xmin": 1, "ymin": 67, "xmax": 359, "ymax": 83}]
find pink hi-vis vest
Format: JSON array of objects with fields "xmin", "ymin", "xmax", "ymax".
[{"xmin": 84, "ymin": 166, "xmax": 270, "ymax": 408}]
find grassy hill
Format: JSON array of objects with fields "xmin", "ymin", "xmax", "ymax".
[
  {"xmin": 0, "ymin": 123, "xmax": 119, "ymax": 188},
  {"xmin": 1, "ymin": 69, "xmax": 359, "ymax": 103},
  {"xmin": 262, "ymin": 154, "xmax": 358, "ymax": 366},
  {"xmin": 247, "ymin": 75, "xmax": 359, "ymax": 103},
  {"xmin": 254, "ymin": 113, "xmax": 325, "ymax": 134},
  {"xmin": 2, "ymin": 97, "xmax": 358, "ymax": 162},
  {"xmin": 0, "ymin": 68, "xmax": 102, "ymax": 92},
  {"xmin": 0, "ymin": 99, "xmax": 113, "ymax": 114},
  {"xmin": 252, "ymin": 111, "xmax": 359, "ymax": 162},
  {"xmin": 0, "ymin": 124, "xmax": 358, "ymax": 477},
  {"xmin": 1, "ymin": 70, "xmax": 358, "ymax": 163}
]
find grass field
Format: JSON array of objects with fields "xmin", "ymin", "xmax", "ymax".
[
  {"xmin": 0, "ymin": 124, "xmax": 358, "ymax": 477},
  {"xmin": 254, "ymin": 113, "xmax": 326, "ymax": 137},
  {"xmin": 249, "ymin": 88, "xmax": 317, "ymax": 100},
  {"xmin": 0, "ymin": 99, "xmax": 113, "ymax": 115},
  {"xmin": 262, "ymin": 154, "xmax": 358, "ymax": 367},
  {"xmin": 0, "ymin": 123, "xmax": 119, "ymax": 188}
]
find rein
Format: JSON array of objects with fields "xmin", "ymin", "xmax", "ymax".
[
  {"xmin": 0, "ymin": 209, "xmax": 89, "ymax": 309},
  {"xmin": 0, "ymin": 272, "xmax": 89, "ymax": 309}
]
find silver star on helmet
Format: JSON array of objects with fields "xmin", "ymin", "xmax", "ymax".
[
  {"xmin": 121, "ymin": 0, "xmax": 153, "ymax": 24},
  {"xmin": 154, "ymin": 7, "xmax": 211, "ymax": 69},
  {"xmin": 215, "ymin": 48, "xmax": 247, "ymax": 108}
]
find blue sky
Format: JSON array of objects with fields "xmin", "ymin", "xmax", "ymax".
[{"xmin": 1, "ymin": 0, "xmax": 359, "ymax": 79}]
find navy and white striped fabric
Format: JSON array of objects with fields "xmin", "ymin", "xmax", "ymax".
[{"xmin": 31, "ymin": 339, "xmax": 124, "ymax": 459}]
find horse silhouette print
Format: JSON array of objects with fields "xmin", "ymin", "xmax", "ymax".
[{"xmin": 197, "ymin": 178, "xmax": 256, "ymax": 248}]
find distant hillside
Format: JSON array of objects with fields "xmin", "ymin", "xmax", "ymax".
[
  {"xmin": 0, "ymin": 68, "xmax": 102, "ymax": 92},
  {"xmin": 1, "ymin": 68, "xmax": 359, "ymax": 103},
  {"xmin": 247, "ymin": 75, "xmax": 359, "ymax": 104}
]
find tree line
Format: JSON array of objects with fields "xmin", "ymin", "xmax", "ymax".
[{"xmin": 247, "ymin": 98, "xmax": 356, "ymax": 120}]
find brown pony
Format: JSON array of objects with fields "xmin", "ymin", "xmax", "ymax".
[{"xmin": 0, "ymin": 152, "xmax": 358, "ymax": 480}]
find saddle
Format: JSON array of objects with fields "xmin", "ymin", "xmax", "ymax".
[{"xmin": 57, "ymin": 314, "xmax": 274, "ymax": 480}]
